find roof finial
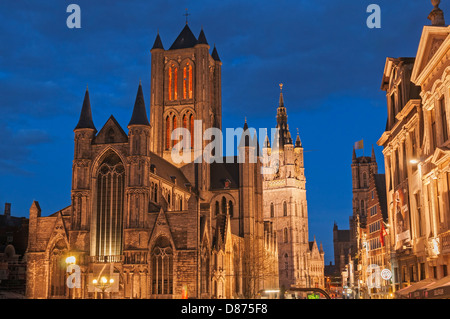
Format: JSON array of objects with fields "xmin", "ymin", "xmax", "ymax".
[
  {"xmin": 429, "ymin": 0, "xmax": 445, "ymax": 26},
  {"xmin": 184, "ymin": 8, "xmax": 190, "ymax": 25},
  {"xmin": 279, "ymin": 83, "xmax": 283, "ymax": 92}
]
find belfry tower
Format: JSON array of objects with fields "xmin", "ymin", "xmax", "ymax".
[
  {"xmin": 149, "ymin": 23, "xmax": 222, "ymax": 166},
  {"xmin": 263, "ymin": 85, "xmax": 324, "ymax": 290}
]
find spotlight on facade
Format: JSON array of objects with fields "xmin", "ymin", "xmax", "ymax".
[
  {"xmin": 65, "ymin": 256, "xmax": 76, "ymax": 265},
  {"xmin": 410, "ymin": 159, "xmax": 419, "ymax": 164}
]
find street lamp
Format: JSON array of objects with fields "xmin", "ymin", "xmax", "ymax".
[{"xmin": 92, "ymin": 276, "xmax": 114, "ymax": 299}]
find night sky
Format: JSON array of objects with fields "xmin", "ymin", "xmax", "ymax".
[{"xmin": 0, "ymin": 1, "xmax": 442, "ymax": 264}]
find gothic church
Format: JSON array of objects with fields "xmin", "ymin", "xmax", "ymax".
[{"xmin": 25, "ymin": 23, "xmax": 279, "ymax": 299}]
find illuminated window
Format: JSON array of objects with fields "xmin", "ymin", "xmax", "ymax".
[
  {"xmin": 183, "ymin": 63, "xmax": 193, "ymax": 99},
  {"xmin": 151, "ymin": 237, "xmax": 173, "ymax": 295},
  {"xmin": 188, "ymin": 63, "xmax": 193, "ymax": 99},
  {"xmin": 95, "ymin": 152, "xmax": 124, "ymax": 256},
  {"xmin": 174, "ymin": 67, "xmax": 178, "ymax": 100},
  {"xmin": 168, "ymin": 67, "xmax": 172, "ymax": 100},
  {"xmin": 168, "ymin": 65, "xmax": 178, "ymax": 101},
  {"xmin": 166, "ymin": 116, "xmax": 171, "ymax": 149},
  {"xmin": 173, "ymin": 115, "xmax": 177, "ymax": 147},
  {"xmin": 190, "ymin": 114, "xmax": 194, "ymax": 148}
]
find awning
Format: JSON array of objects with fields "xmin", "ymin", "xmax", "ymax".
[
  {"xmin": 423, "ymin": 275, "xmax": 450, "ymax": 299},
  {"xmin": 395, "ymin": 278, "xmax": 436, "ymax": 299}
]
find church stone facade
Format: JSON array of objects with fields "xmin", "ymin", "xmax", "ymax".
[{"xmin": 25, "ymin": 23, "xmax": 279, "ymax": 299}]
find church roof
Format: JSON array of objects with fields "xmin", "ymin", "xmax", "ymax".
[
  {"xmin": 151, "ymin": 32, "xmax": 164, "ymax": 50},
  {"xmin": 211, "ymin": 45, "xmax": 221, "ymax": 61},
  {"xmin": 210, "ymin": 157, "xmax": 240, "ymax": 190},
  {"xmin": 149, "ymin": 151, "xmax": 190, "ymax": 190},
  {"xmin": 169, "ymin": 24, "xmax": 198, "ymax": 50},
  {"xmin": 75, "ymin": 88, "xmax": 97, "ymax": 131},
  {"xmin": 128, "ymin": 81, "xmax": 150, "ymax": 126},
  {"xmin": 197, "ymin": 28, "xmax": 208, "ymax": 45}
]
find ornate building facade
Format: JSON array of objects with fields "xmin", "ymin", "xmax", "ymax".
[
  {"xmin": 262, "ymin": 86, "xmax": 324, "ymax": 290},
  {"xmin": 378, "ymin": 1, "xmax": 450, "ymax": 298},
  {"xmin": 25, "ymin": 23, "xmax": 278, "ymax": 299}
]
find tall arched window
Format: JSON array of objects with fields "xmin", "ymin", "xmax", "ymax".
[
  {"xmin": 190, "ymin": 114, "xmax": 194, "ymax": 148},
  {"xmin": 284, "ymin": 228, "xmax": 289, "ymax": 243},
  {"xmin": 165, "ymin": 116, "xmax": 171, "ymax": 149},
  {"xmin": 221, "ymin": 196, "xmax": 227, "ymax": 214},
  {"xmin": 50, "ymin": 239, "xmax": 67, "ymax": 297},
  {"xmin": 95, "ymin": 152, "xmax": 124, "ymax": 258},
  {"xmin": 283, "ymin": 202, "xmax": 288, "ymax": 217},
  {"xmin": 361, "ymin": 200, "xmax": 366, "ymax": 216},
  {"xmin": 363, "ymin": 173, "xmax": 368, "ymax": 188},
  {"xmin": 228, "ymin": 200, "xmax": 233, "ymax": 217},
  {"xmin": 151, "ymin": 237, "xmax": 173, "ymax": 295},
  {"xmin": 183, "ymin": 62, "xmax": 193, "ymax": 99},
  {"xmin": 172, "ymin": 115, "xmax": 178, "ymax": 146},
  {"xmin": 168, "ymin": 65, "xmax": 178, "ymax": 101},
  {"xmin": 270, "ymin": 203, "xmax": 274, "ymax": 218},
  {"xmin": 215, "ymin": 201, "xmax": 220, "ymax": 216}
]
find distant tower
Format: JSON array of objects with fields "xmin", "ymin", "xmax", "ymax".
[{"xmin": 350, "ymin": 144, "xmax": 378, "ymax": 252}]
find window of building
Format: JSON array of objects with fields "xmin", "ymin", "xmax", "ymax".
[
  {"xmin": 228, "ymin": 201, "xmax": 233, "ymax": 217},
  {"xmin": 431, "ymin": 109, "xmax": 437, "ymax": 149},
  {"xmin": 183, "ymin": 63, "xmax": 193, "ymax": 99},
  {"xmin": 151, "ymin": 237, "xmax": 173, "ymax": 295},
  {"xmin": 221, "ymin": 196, "xmax": 227, "ymax": 214},
  {"xmin": 395, "ymin": 149, "xmax": 400, "ymax": 186},
  {"xmin": 165, "ymin": 116, "xmax": 171, "ymax": 149},
  {"xmin": 284, "ymin": 228, "xmax": 288, "ymax": 243},
  {"xmin": 370, "ymin": 205, "xmax": 377, "ymax": 217},
  {"xmin": 420, "ymin": 263, "xmax": 426, "ymax": 281},
  {"xmin": 415, "ymin": 192, "xmax": 424, "ymax": 237},
  {"xmin": 95, "ymin": 152, "xmax": 124, "ymax": 255},
  {"xmin": 270, "ymin": 203, "xmax": 274, "ymax": 218},
  {"xmin": 440, "ymin": 97, "xmax": 448, "ymax": 143},
  {"xmin": 283, "ymin": 201, "xmax": 287, "ymax": 217}
]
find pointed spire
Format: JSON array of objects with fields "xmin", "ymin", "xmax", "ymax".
[
  {"xmin": 128, "ymin": 81, "xmax": 150, "ymax": 126},
  {"xmin": 75, "ymin": 87, "xmax": 97, "ymax": 131},
  {"xmin": 151, "ymin": 32, "xmax": 164, "ymax": 50},
  {"xmin": 211, "ymin": 44, "xmax": 221, "ymax": 62},
  {"xmin": 295, "ymin": 129, "xmax": 302, "ymax": 148},
  {"xmin": 197, "ymin": 27, "xmax": 208, "ymax": 45},
  {"xmin": 239, "ymin": 118, "xmax": 252, "ymax": 148},
  {"xmin": 264, "ymin": 130, "xmax": 271, "ymax": 148},
  {"xmin": 352, "ymin": 147, "xmax": 357, "ymax": 162},
  {"xmin": 428, "ymin": 0, "xmax": 445, "ymax": 26},
  {"xmin": 371, "ymin": 144, "xmax": 376, "ymax": 162},
  {"xmin": 169, "ymin": 24, "xmax": 198, "ymax": 50},
  {"xmin": 279, "ymin": 83, "xmax": 284, "ymax": 107}
]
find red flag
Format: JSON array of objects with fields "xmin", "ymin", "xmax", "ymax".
[{"xmin": 380, "ymin": 223, "xmax": 387, "ymax": 247}]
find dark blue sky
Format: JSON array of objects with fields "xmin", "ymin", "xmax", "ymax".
[{"xmin": 0, "ymin": 1, "xmax": 441, "ymax": 264}]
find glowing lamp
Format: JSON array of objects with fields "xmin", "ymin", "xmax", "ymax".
[{"xmin": 65, "ymin": 256, "xmax": 76, "ymax": 265}]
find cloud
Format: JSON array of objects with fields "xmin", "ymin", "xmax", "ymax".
[{"xmin": 0, "ymin": 126, "xmax": 52, "ymax": 175}]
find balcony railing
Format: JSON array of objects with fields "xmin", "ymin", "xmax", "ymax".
[{"xmin": 88, "ymin": 255, "xmax": 124, "ymax": 263}]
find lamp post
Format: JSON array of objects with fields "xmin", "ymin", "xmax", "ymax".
[{"xmin": 92, "ymin": 276, "xmax": 114, "ymax": 299}]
